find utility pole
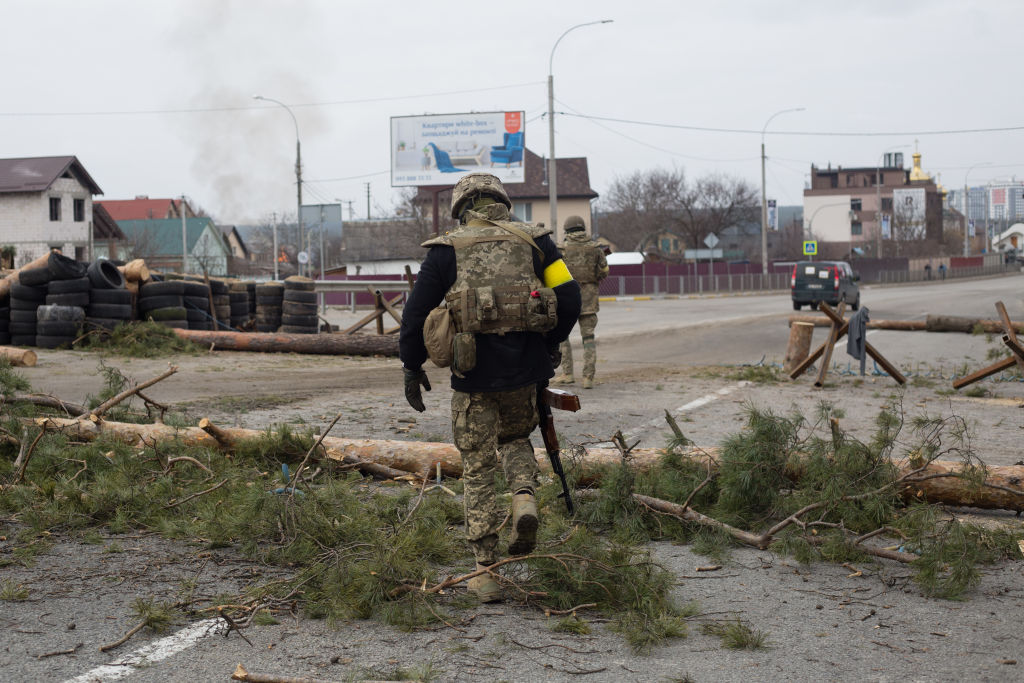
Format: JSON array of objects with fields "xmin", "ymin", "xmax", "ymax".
[
  {"xmin": 272, "ymin": 212, "xmax": 279, "ymax": 281},
  {"xmin": 180, "ymin": 194, "xmax": 188, "ymax": 274},
  {"xmin": 364, "ymin": 182, "xmax": 372, "ymax": 220},
  {"xmin": 345, "ymin": 201, "xmax": 354, "ymax": 221}
]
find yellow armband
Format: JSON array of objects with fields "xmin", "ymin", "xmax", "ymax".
[{"xmin": 543, "ymin": 259, "xmax": 573, "ymax": 288}]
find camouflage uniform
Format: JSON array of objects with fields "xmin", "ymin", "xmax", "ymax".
[{"xmin": 558, "ymin": 221, "xmax": 609, "ymax": 384}]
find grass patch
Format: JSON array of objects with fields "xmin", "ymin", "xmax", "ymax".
[
  {"xmin": 701, "ymin": 618, "xmax": 770, "ymax": 650},
  {"xmin": 0, "ymin": 579, "xmax": 30, "ymax": 601},
  {"xmin": 728, "ymin": 365, "xmax": 780, "ymax": 384},
  {"xmin": 550, "ymin": 615, "xmax": 591, "ymax": 634}
]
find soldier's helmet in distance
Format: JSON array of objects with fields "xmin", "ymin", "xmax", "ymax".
[
  {"xmin": 450, "ymin": 172, "xmax": 512, "ymax": 219},
  {"xmin": 564, "ymin": 215, "xmax": 586, "ymax": 232}
]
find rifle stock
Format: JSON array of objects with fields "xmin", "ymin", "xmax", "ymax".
[{"xmin": 537, "ymin": 382, "xmax": 576, "ymax": 514}]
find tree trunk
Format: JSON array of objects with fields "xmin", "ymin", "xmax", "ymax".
[
  {"xmin": 0, "ymin": 346, "xmax": 37, "ymax": 367},
  {"xmin": 0, "ymin": 253, "xmax": 51, "ymax": 299},
  {"xmin": 787, "ymin": 315, "xmax": 1024, "ymax": 334},
  {"xmin": 33, "ymin": 417, "xmax": 1024, "ymax": 511},
  {"xmin": 784, "ymin": 322, "xmax": 814, "ymax": 374},
  {"xmin": 171, "ymin": 328, "xmax": 398, "ymax": 356}
]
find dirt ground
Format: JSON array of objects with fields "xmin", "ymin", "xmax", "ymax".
[{"xmin": 3, "ymin": 319, "xmax": 1024, "ymax": 681}]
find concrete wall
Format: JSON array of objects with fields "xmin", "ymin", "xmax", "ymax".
[{"xmin": 0, "ymin": 179, "xmax": 94, "ymax": 264}]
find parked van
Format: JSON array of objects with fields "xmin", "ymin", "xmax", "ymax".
[{"xmin": 790, "ymin": 261, "xmax": 860, "ymax": 311}]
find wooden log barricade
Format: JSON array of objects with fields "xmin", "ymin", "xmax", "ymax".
[
  {"xmin": 952, "ymin": 301, "xmax": 1024, "ymax": 389},
  {"xmin": 784, "ymin": 322, "xmax": 814, "ymax": 374},
  {"xmin": 788, "ymin": 313, "xmax": 1024, "ymax": 334},
  {"xmin": 171, "ymin": 328, "xmax": 398, "ymax": 356}
]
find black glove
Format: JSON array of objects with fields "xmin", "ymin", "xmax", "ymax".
[
  {"xmin": 403, "ymin": 367, "xmax": 431, "ymax": 412},
  {"xmin": 548, "ymin": 346, "xmax": 562, "ymax": 369}
]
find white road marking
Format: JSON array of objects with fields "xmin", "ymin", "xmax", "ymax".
[
  {"xmin": 63, "ymin": 618, "xmax": 225, "ymax": 683},
  {"xmin": 621, "ymin": 381, "xmax": 752, "ymax": 443}
]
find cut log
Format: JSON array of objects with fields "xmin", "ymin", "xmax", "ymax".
[
  {"xmin": 117, "ymin": 259, "xmax": 151, "ymax": 283},
  {"xmin": 0, "ymin": 346, "xmax": 37, "ymax": 367},
  {"xmin": 32, "ymin": 417, "xmax": 1024, "ymax": 511},
  {"xmin": 789, "ymin": 315, "xmax": 926, "ymax": 331},
  {"xmin": 787, "ymin": 314, "xmax": 1024, "ymax": 334},
  {"xmin": 171, "ymin": 328, "xmax": 398, "ymax": 356},
  {"xmin": 0, "ymin": 253, "xmax": 52, "ymax": 299},
  {"xmin": 784, "ymin": 322, "xmax": 814, "ymax": 374}
]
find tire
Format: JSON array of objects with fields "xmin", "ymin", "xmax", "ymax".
[
  {"xmin": 35, "ymin": 335, "xmax": 75, "ymax": 349},
  {"xmin": 212, "ymin": 294, "xmax": 230, "ymax": 307},
  {"xmin": 10, "ymin": 298, "xmax": 40, "ymax": 311},
  {"xmin": 184, "ymin": 295, "xmax": 210, "ymax": 311},
  {"xmin": 37, "ymin": 321, "xmax": 81, "ymax": 337},
  {"xmin": 255, "ymin": 284, "xmax": 284, "ymax": 297},
  {"xmin": 282, "ymin": 301, "xmax": 316, "ymax": 316},
  {"xmin": 186, "ymin": 309, "xmax": 208, "ymax": 322},
  {"xmin": 9, "ymin": 322, "xmax": 37, "ymax": 335},
  {"xmin": 256, "ymin": 305, "xmax": 282, "ymax": 317},
  {"xmin": 0, "ymin": 333, "xmax": 9, "ymax": 345},
  {"xmin": 37, "ymin": 305, "xmax": 86, "ymax": 322},
  {"xmin": 87, "ymin": 259, "xmax": 126, "ymax": 290},
  {"xmin": 208, "ymin": 279, "xmax": 228, "ymax": 295},
  {"xmin": 0, "ymin": 306, "xmax": 7, "ymax": 319},
  {"xmin": 281, "ymin": 314, "xmax": 318, "ymax": 327},
  {"xmin": 280, "ymin": 325, "xmax": 317, "ymax": 334},
  {"xmin": 10, "ymin": 309, "xmax": 38, "ymax": 323},
  {"xmin": 229, "ymin": 291, "xmax": 248, "ymax": 303},
  {"xmin": 145, "ymin": 306, "xmax": 188, "ymax": 321},
  {"xmin": 46, "ymin": 292, "xmax": 90, "ymax": 307},
  {"xmin": 48, "ymin": 252, "xmax": 88, "ymax": 280},
  {"xmin": 792, "ymin": 301, "xmax": 802, "ymax": 311},
  {"xmin": 47, "ymin": 276, "xmax": 91, "ymax": 294},
  {"xmin": 18, "ymin": 266, "xmax": 54, "ymax": 287},
  {"xmin": 154, "ymin": 319, "xmax": 188, "ymax": 329},
  {"xmin": 140, "ymin": 280, "xmax": 185, "ymax": 297},
  {"xmin": 851, "ymin": 294, "xmax": 860, "ymax": 311},
  {"xmin": 182, "ymin": 281, "xmax": 210, "ymax": 297},
  {"xmin": 255, "ymin": 295, "xmax": 283, "ymax": 306},
  {"xmin": 0, "ymin": 321, "xmax": 8, "ymax": 333},
  {"xmin": 284, "ymin": 279, "xmax": 315, "ymax": 292},
  {"xmin": 215, "ymin": 306, "xmax": 230, "ymax": 320},
  {"xmin": 87, "ymin": 303, "xmax": 132, "ymax": 319},
  {"xmin": 255, "ymin": 324, "xmax": 278, "ymax": 333},
  {"xmin": 89, "ymin": 288, "xmax": 132, "ymax": 305},
  {"xmin": 10, "ymin": 335, "xmax": 36, "ymax": 346},
  {"xmin": 10, "ymin": 283, "xmax": 47, "ymax": 302},
  {"xmin": 85, "ymin": 317, "xmax": 126, "ymax": 331},
  {"xmin": 138, "ymin": 295, "xmax": 184, "ymax": 313},
  {"xmin": 283, "ymin": 289, "xmax": 316, "ymax": 304},
  {"xmin": 189, "ymin": 321, "xmax": 213, "ymax": 331}
]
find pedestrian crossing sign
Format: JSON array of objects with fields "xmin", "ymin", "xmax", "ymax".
[{"xmin": 802, "ymin": 241, "xmax": 817, "ymax": 256}]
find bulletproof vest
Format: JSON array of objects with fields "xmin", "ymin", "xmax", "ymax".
[
  {"xmin": 426, "ymin": 215, "xmax": 557, "ymax": 335},
  {"xmin": 561, "ymin": 232, "xmax": 600, "ymax": 284}
]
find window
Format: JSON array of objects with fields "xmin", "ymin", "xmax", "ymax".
[
  {"xmin": 73, "ymin": 198, "xmax": 85, "ymax": 222},
  {"xmin": 851, "ymin": 221, "xmax": 863, "ymax": 236},
  {"xmin": 511, "ymin": 201, "xmax": 532, "ymax": 222},
  {"xmin": 846, "ymin": 173, "xmax": 854, "ymax": 186},
  {"xmin": 49, "ymin": 197, "xmax": 61, "ymax": 221},
  {"xmin": 850, "ymin": 198, "xmax": 862, "ymax": 211},
  {"xmin": 881, "ymin": 198, "xmax": 893, "ymax": 212},
  {"xmin": 74, "ymin": 246, "xmax": 86, "ymax": 261}
]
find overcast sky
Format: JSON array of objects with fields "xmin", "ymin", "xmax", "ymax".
[{"xmin": 1, "ymin": 0, "xmax": 1020, "ymax": 225}]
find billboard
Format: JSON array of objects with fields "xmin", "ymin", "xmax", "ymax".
[
  {"xmin": 390, "ymin": 111, "xmax": 525, "ymax": 187},
  {"xmin": 892, "ymin": 188, "xmax": 926, "ymax": 224}
]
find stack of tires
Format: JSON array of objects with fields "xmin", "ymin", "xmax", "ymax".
[
  {"xmin": 9, "ymin": 263, "xmax": 53, "ymax": 346},
  {"xmin": 182, "ymin": 280, "xmax": 213, "ymax": 331},
  {"xmin": 281, "ymin": 276, "xmax": 318, "ymax": 334},
  {"xmin": 210, "ymin": 279, "xmax": 230, "ymax": 330},
  {"xmin": 84, "ymin": 259, "xmax": 131, "ymax": 332},
  {"xmin": 228, "ymin": 282, "xmax": 251, "ymax": 330},
  {"xmin": 36, "ymin": 305, "xmax": 86, "ymax": 349},
  {"xmin": 254, "ymin": 282, "xmax": 284, "ymax": 332},
  {"xmin": 138, "ymin": 280, "xmax": 188, "ymax": 329},
  {"xmin": 0, "ymin": 294, "xmax": 10, "ymax": 345}
]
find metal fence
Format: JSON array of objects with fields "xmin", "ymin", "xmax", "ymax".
[{"xmin": 597, "ymin": 264, "xmax": 1017, "ymax": 297}]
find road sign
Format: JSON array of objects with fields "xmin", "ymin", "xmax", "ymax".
[
  {"xmin": 704, "ymin": 233, "xmax": 719, "ymax": 249},
  {"xmin": 802, "ymin": 241, "xmax": 818, "ymax": 256},
  {"xmin": 297, "ymin": 251, "xmax": 310, "ymax": 265}
]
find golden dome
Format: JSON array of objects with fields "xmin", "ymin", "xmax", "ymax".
[{"xmin": 909, "ymin": 151, "xmax": 931, "ymax": 182}]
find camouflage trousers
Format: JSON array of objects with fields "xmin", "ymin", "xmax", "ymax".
[
  {"xmin": 559, "ymin": 313, "xmax": 598, "ymax": 380},
  {"xmin": 452, "ymin": 384, "xmax": 540, "ymax": 565}
]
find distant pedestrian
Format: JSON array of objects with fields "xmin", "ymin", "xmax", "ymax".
[
  {"xmin": 554, "ymin": 215, "xmax": 609, "ymax": 389},
  {"xmin": 924, "ymin": 263, "xmax": 932, "ymax": 280},
  {"xmin": 939, "ymin": 263, "xmax": 946, "ymax": 279}
]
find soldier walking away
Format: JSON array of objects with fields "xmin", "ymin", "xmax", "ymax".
[
  {"xmin": 554, "ymin": 215, "xmax": 609, "ymax": 389},
  {"xmin": 399, "ymin": 173, "xmax": 581, "ymax": 602}
]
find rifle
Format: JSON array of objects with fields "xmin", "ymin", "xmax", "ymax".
[{"xmin": 537, "ymin": 382, "xmax": 581, "ymax": 514}]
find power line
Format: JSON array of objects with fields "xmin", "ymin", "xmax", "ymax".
[
  {"xmin": 0, "ymin": 81, "xmax": 545, "ymax": 118},
  {"xmin": 557, "ymin": 111, "xmax": 1024, "ymax": 137},
  {"xmin": 306, "ymin": 170, "xmax": 390, "ymax": 183}
]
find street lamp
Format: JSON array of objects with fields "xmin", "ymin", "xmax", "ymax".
[
  {"xmin": 253, "ymin": 94, "xmax": 303, "ymax": 276},
  {"xmin": 963, "ymin": 162, "xmax": 991, "ymax": 257},
  {"xmin": 548, "ymin": 20, "xmax": 612, "ymax": 244},
  {"xmin": 760, "ymin": 107, "xmax": 804, "ymax": 274},
  {"xmin": 875, "ymin": 144, "xmax": 910, "ymax": 258}
]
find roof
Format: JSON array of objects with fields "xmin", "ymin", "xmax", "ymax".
[
  {"xmin": 116, "ymin": 217, "xmax": 222, "ymax": 257},
  {"xmin": 415, "ymin": 148, "xmax": 598, "ymax": 208},
  {"xmin": 92, "ymin": 203, "xmax": 125, "ymax": 240},
  {"xmin": 98, "ymin": 197, "xmax": 184, "ymax": 221},
  {"xmin": 0, "ymin": 156, "xmax": 102, "ymax": 195}
]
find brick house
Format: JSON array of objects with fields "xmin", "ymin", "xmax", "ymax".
[{"xmin": 0, "ymin": 156, "xmax": 111, "ymax": 265}]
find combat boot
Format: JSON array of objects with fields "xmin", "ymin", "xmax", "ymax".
[
  {"xmin": 553, "ymin": 374, "xmax": 575, "ymax": 385},
  {"xmin": 467, "ymin": 563, "xmax": 502, "ymax": 603},
  {"xmin": 582, "ymin": 377, "xmax": 593, "ymax": 389},
  {"xmin": 507, "ymin": 492, "xmax": 538, "ymax": 556}
]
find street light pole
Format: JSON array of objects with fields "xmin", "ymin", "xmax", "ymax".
[
  {"xmin": 760, "ymin": 107, "xmax": 804, "ymax": 275},
  {"xmin": 254, "ymin": 95, "xmax": 303, "ymax": 276},
  {"xmin": 875, "ymin": 144, "xmax": 910, "ymax": 258},
  {"xmin": 548, "ymin": 20, "xmax": 612, "ymax": 244},
  {"xmin": 963, "ymin": 162, "xmax": 990, "ymax": 257}
]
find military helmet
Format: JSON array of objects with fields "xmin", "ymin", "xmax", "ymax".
[
  {"xmin": 564, "ymin": 215, "xmax": 586, "ymax": 232},
  {"xmin": 450, "ymin": 172, "xmax": 512, "ymax": 219}
]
